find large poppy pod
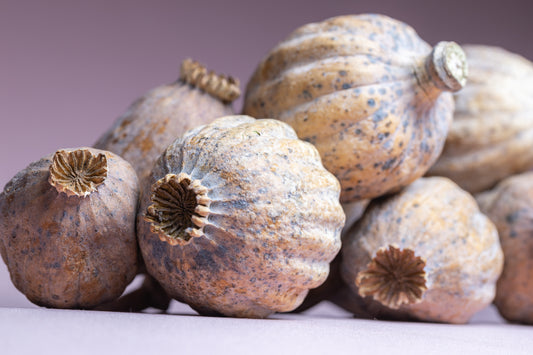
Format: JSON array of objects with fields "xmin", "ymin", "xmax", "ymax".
[
  {"xmin": 137, "ymin": 115, "xmax": 345, "ymax": 318},
  {"xmin": 244, "ymin": 14, "xmax": 467, "ymax": 202}
]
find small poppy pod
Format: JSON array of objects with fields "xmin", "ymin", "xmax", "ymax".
[
  {"xmin": 428, "ymin": 45, "xmax": 533, "ymax": 193},
  {"xmin": 477, "ymin": 172, "xmax": 533, "ymax": 324},
  {"xmin": 244, "ymin": 14, "xmax": 467, "ymax": 203},
  {"xmin": 137, "ymin": 115, "xmax": 345, "ymax": 318},
  {"xmin": 94, "ymin": 59, "xmax": 240, "ymax": 183},
  {"xmin": 0, "ymin": 148, "xmax": 139, "ymax": 308},
  {"xmin": 339, "ymin": 177, "xmax": 503, "ymax": 323}
]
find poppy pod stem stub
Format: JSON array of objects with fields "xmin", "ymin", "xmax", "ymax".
[
  {"xmin": 416, "ymin": 41, "xmax": 468, "ymax": 95},
  {"xmin": 179, "ymin": 58, "xmax": 241, "ymax": 104},
  {"xmin": 145, "ymin": 173, "xmax": 211, "ymax": 246},
  {"xmin": 48, "ymin": 149, "xmax": 108, "ymax": 197},
  {"xmin": 355, "ymin": 245, "xmax": 428, "ymax": 310}
]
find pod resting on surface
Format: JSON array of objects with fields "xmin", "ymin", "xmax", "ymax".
[
  {"xmin": 244, "ymin": 14, "xmax": 467, "ymax": 202},
  {"xmin": 338, "ymin": 177, "xmax": 503, "ymax": 324},
  {"xmin": 428, "ymin": 45, "xmax": 533, "ymax": 193},
  {"xmin": 477, "ymin": 172, "xmax": 533, "ymax": 324},
  {"xmin": 137, "ymin": 115, "xmax": 345, "ymax": 318},
  {"xmin": 0, "ymin": 148, "xmax": 139, "ymax": 309}
]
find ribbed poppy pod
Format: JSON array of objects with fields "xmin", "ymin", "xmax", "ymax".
[
  {"xmin": 477, "ymin": 172, "xmax": 533, "ymax": 324},
  {"xmin": 95, "ymin": 59, "xmax": 240, "ymax": 183},
  {"xmin": 137, "ymin": 115, "xmax": 344, "ymax": 318},
  {"xmin": 0, "ymin": 148, "xmax": 139, "ymax": 308},
  {"xmin": 339, "ymin": 177, "xmax": 503, "ymax": 323},
  {"xmin": 244, "ymin": 14, "xmax": 467, "ymax": 203},
  {"xmin": 428, "ymin": 45, "xmax": 533, "ymax": 193}
]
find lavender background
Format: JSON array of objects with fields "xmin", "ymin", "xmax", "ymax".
[{"xmin": 1, "ymin": 0, "xmax": 531, "ymax": 308}]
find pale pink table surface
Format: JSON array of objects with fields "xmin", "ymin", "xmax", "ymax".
[
  {"xmin": 1, "ymin": 298, "xmax": 532, "ymax": 355},
  {"xmin": 2, "ymin": 270, "xmax": 533, "ymax": 354}
]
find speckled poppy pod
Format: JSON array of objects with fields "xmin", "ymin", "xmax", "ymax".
[
  {"xmin": 94, "ymin": 58, "xmax": 240, "ymax": 183},
  {"xmin": 0, "ymin": 148, "xmax": 139, "ymax": 309},
  {"xmin": 244, "ymin": 14, "xmax": 467, "ymax": 203},
  {"xmin": 477, "ymin": 172, "xmax": 533, "ymax": 324},
  {"xmin": 338, "ymin": 177, "xmax": 503, "ymax": 323},
  {"xmin": 428, "ymin": 45, "xmax": 533, "ymax": 193},
  {"xmin": 137, "ymin": 115, "xmax": 345, "ymax": 318}
]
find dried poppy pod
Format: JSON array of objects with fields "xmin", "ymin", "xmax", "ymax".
[
  {"xmin": 477, "ymin": 172, "xmax": 533, "ymax": 324},
  {"xmin": 244, "ymin": 14, "xmax": 467, "ymax": 203},
  {"xmin": 0, "ymin": 148, "xmax": 139, "ymax": 309},
  {"xmin": 339, "ymin": 177, "xmax": 503, "ymax": 323},
  {"xmin": 94, "ymin": 58, "xmax": 240, "ymax": 183},
  {"xmin": 137, "ymin": 115, "xmax": 344, "ymax": 318},
  {"xmin": 428, "ymin": 45, "xmax": 533, "ymax": 193}
]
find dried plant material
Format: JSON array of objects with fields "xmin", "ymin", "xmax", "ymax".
[
  {"xmin": 0, "ymin": 147, "xmax": 139, "ymax": 309},
  {"xmin": 180, "ymin": 58, "xmax": 240, "ymax": 103},
  {"xmin": 429, "ymin": 45, "xmax": 533, "ymax": 193},
  {"xmin": 423, "ymin": 41, "xmax": 468, "ymax": 92},
  {"xmin": 477, "ymin": 172, "xmax": 533, "ymax": 324},
  {"xmin": 48, "ymin": 149, "xmax": 108, "ymax": 197},
  {"xmin": 94, "ymin": 275, "xmax": 171, "ymax": 313},
  {"xmin": 342, "ymin": 200, "xmax": 370, "ymax": 232},
  {"xmin": 339, "ymin": 177, "xmax": 503, "ymax": 323},
  {"xmin": 145, "ymin": 173, "xmax": 210, "ymax": 245},
  {"xmin": 356, "ymin": 245, "xmax": 427, "ymax": 309},
  {"xmin": 244, "ymin": 14, "xmax": 466, "ymax": 203},
  {"xmin": 291, "ymin": 199, "xmax": 369, "ymax": 313},
  {"xmin": 137, "ymin": 115, "xmax": 345, "ymax": 318},
  {"xmin": 94, "ymin": 58, "xmax": 239, "ymax": 184}
]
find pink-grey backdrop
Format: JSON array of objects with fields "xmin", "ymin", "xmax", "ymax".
[{"xmin": 1, "ymin": 0, "xmax": 532, "ymax": 307}]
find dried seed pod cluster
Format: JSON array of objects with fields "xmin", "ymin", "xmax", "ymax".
[
  {"xmin": 95, "ymin": 59, "xmax": 240, "ymax": 183},
  {"xmin": 339, "ymin": 177, "xmax": 503, "ymax": 323},
  {"xmin": 477, "ymin": 172, "xmax": 533, "ymax": 324},
  {"xmin": 137, "ymin": 115, "xmax": 345, "ymax": 318},
  {"xmin": 4, "ymin": 12, "xmax": 533, "ymax": 326},
  {"xmin": 428, "ymin": 45, "xmax": 533, "ymax": 193},
  {"xmin": 0, "ymin": 148, "xmax": 139, "ymax": 308},
  {"xmin": 244, "ymin": 14, "xmax": 467, "ymax": 203}
]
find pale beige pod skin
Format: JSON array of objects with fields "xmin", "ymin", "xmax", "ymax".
[
  {"xmin": 0, "ymin": 148, "xmax": 139, "ymax": 308},
  {"xmin": 137, "ymin": 115, "xmax": 345, "ymax": 318},
  {"xmin": 428, "ymin": 45, "xmax": 533, "ymax": 193},
  {"xmin": 342, "ymin": 200, "xmax": 370, "ymax": 232},
  {"xmin": 339, "ymin": 177, "xmax": 503, "ymax": 323},
  {"xmin": 244, "ymin": 14, "xmax": 467, "ymax": 203},
  {"xmin": 477, "ymin": 172, "xmax": 533, "ymax": 324},
  {"xmin": 292, "ymin": 199, "xmax": 369, "ymax": 312},
  {"xmin": 95, "ymin": 59, "xmax": 240, "ymax": 183}
]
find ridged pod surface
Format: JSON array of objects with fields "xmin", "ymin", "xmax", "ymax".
[
  {"xmin": 95, "ymin": 59, "xmax": 240, "ymax": 183},
  {"xmin": 292, "ymin": 199, "xmax": 369, "ymax": 312},
  {"xmin": 477, "ymin": 172, "xmax": 533, "ymax": 324},
  {"xmin": 0, "ymin": 148, "xmax": 139, "ymax": 308},
  {"xmin": 244, "ymin": 14, "xmax": 467, "ymax": 202},
  {"xmin": 137, "ymin": 115, "xmax": 344, "ymax": 318},
  {"xmin": 339, "ymin": 177, "xmax": 503, "ymax": 323},
  {"xmin": 428, "ymin": 45, "xmax": 533, "ymax": 193}
]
